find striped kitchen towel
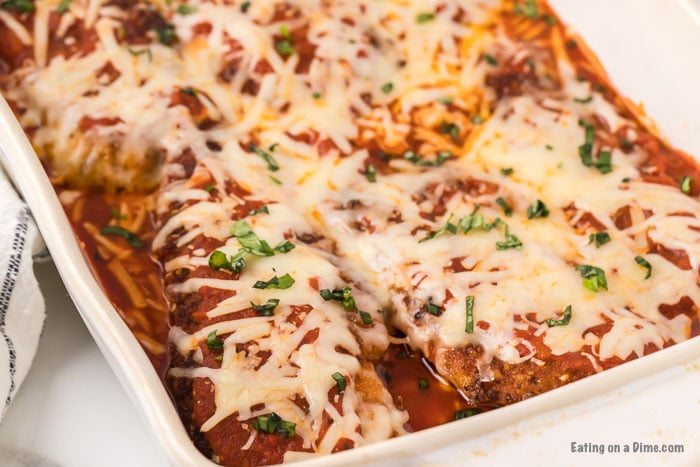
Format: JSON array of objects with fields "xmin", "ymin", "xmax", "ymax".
[{"xmin": 0, "ymin": 169, "xmax": 45, "ymax": 420}]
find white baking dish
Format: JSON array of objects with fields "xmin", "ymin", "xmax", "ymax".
[{"xmin": 1, "ymin": 0, "xmax": 699, "ymax": 465}]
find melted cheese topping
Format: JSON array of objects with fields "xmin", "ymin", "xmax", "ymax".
[{"xmin": 3, "ymin": 0, "xmax": 700, "ymax": 461}]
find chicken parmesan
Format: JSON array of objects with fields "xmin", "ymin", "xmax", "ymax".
[{"xmin": 2, "ymin": 0, "xmax": 700, "ymax": 465}]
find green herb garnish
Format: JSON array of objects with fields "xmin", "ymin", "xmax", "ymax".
[
  {"xmin": 154, "ymin": 24, "xmax": 177, "ymax": 46},
  {"xmin": 274, "ymin": 240, "xmax": 295, "ymax": 253},
  {"xmin": 418, "ymin": 377, "xmax": 429, "ymax": 390},
  {"xmin": 681, "ymin": 176, "xmax": 694, "ymax": 195},
  {"xmin": 231, "ymin": 220, "xmax": 275, "ymax": 256},
  {"xmin": 454, "ymin": 409, "xmax": 480, "ymax": 420},
  {"xmin": 483, "ymin": 54, "xmax": 498, "ymax": 66},
  {"xmin": 416, "ymin": 12, "xmax": 435, "ymax": 23},
  {"xmin": 249, "ymin": 143, "xmax": 280, "ymax": 171},
  {"xmin": 176, "ymin": 4, "xmax": 197, "ymax": 14},
  {"xmin": 526, "ymin": 199, "xmax": 549, "ymax": 219},
  {"xmin": 366, "ymin": 164, "xmax": 377, "ymax": 183},
  {"xmin": 438, "ymin": 121, "xmax": 459, "ymax": 143},
  {"xmin": 249, "ymin": 206, "xmax": 270, "ymax": 216},
  {"xmin": 495, "ymin": 197, "xmax": 512, "ymax": 217},
  {"xmin": 465, "ymin": 295, "xmax": 474, "ymax": 333},
  {"xmin": 253, "ymin": 413, "xmax": 296, "ymax": 438},
  {"xmin": 125, "ymin": 46, "xmax": 153, "ymax": 61},
  {"xmin": 99, "ymin": 225, "xmax": 143, "ymax": 247},
  {"xmin": 0, "ymin": 0, "xmax": 34, "ymax": 12},
  {"xmin": 57, "ymin": 0, "xmax": 71, "ymax": 14},
  {"xmin": 514, "ymin": 0, "xmax": 538, "ymax": 18},
  {"xmin": 634, "ymin": 255, "xmax": 652, "ymax": 280},
  {"xmin": 332, "ymin": 372, "xmax": 347, "ymax": 393},
  {"xmin": 359, "ymin": 310, "xmax": 374, "ymax": 325},
  {"xmin": 500, "ymin": 167, "xmax": 514, "ymax": 176},
  {"xmin": 403, "ymin": 150, "xmax": 452, "ymax": 167},
  {"xmin": 253, "ymin": 273, "xmax": 296, "ymax": 290},
  {"xmin": 419, "ymin": 214, "xmax": 457, "ymax": 243},
  {"xmin": 381, "ymin": 82, "xmax": 394, "ymax": 94},
  {"xmin": 546, "ymin": 305, "xmax": 572, "ymax": 327},
  {"xmin": 575, "ymin": 264, "xmax": 608, "ymax": 292},
  {"xmin": 495, "ymin": 225, "xmax": 522, "ymax": 250},
  {"xmin": 206, "ymin": 330, "xmax": 224, "ymax": 350},
  {"xmin": 574, "ymin": 96, "xmax": 593, "ymax": 104},
  {"xmin": 250, "ymin": 298, "xmax": 280, "ymax": 316},
  {"xmin": 240, "ymin": 1, "xmax": 250, "ymax": 13},
  {"xmin": 588, "ymin": 231, "xmax": 611, "ymax": 248}
]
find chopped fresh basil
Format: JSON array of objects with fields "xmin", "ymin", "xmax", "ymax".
[
  {"xmin": 575, "ymin": 264, "xmax": 608, "ymax": 292},
  {"xmin": 500, "ymin": 167, "xmax": 514, "ymax": 176},
  {"xmin": 204, "ymin": 184, "xmax": 216, "ymax": 193},
  {"xmin": 0, "ymin": 0, "xmax": 34, "ymax": 12},
  {"xmin": 526, "ymin": 199, "xmax": 549, "ymax": 219},
  {"xmin": 57, "ymin": 0, "xmax": 71, "ymax": 14},
  {"xmin": 359, "ymin": 310, "xmax": 373, "ymax": 325},
  {"xmin": 546, "ymin": 305, "xmax": 572, "ymax": 327},
  {"xmin": 419, "ymin": 214, "xmax": 457, "ymax": 243},
  {"xmin": 176, "ymin": 4, "xmax": 197, "ymax": 14},
  {"xmin": 545, "ymin": 144, "xmax": 553, "ymax": 151},
  {"xmin": 426, "ymin": 302, "xmax": 441, "ymax": 316},
  {"xmin": 250, "ymin": 298, "xmax": 280, "ymax": 316},
  {"xmin": 241, "ymin": 1, "xmax": 250, "ymax": 12},
  {"xmin": 180, "ymin": 86, "xmax": 197, "ymax": 96},
  {"xmin": 366, "ymin": 164, "xmax": 377, "ymax": 183},
  {"xmin": 206, "ymin": 330, "xmax": 224, "ymax": 350},
  {"xmin": 331, "ymin": 372, "xmax": 347, "ymax": 393},
  {"xmin": 110, "ymin": 206, "xmax": 126, "ymax": 220},
  {"xmin": 269, "ymin": 175, "xmax": 283, "ymax": 185},
  {"xmin": 596, "ymin": 150, "xmax": 612, "ymax": 174},
  {"xmin": 513, "ymin": 0, "xmax": 538, "ymax": 18},
  {"xmin": 319, "ymin": 286, "xmax": 358, "ymax": 312},
  {"xmin": 274, "ymin": 240, "xmax": 295, "ymax": 253},
  {"xmin": 681, "ymin": 176, "xmax": 694, "ymax": 195},
  {"xmin": 312, "ymin": 91, "xmax": 321, "ymax": 99},
  {"xmin": 634, "ymin": 255, "xmax": 652, "ymax": 280},
  {"xmin": 381, "ymin": 82, "xmax": 394, "ymax": 94},
  {"xmin": 588, "ymin": 231, "xmax": 611, "ymax": 248},
  {"xmin": 208, "ymin": 250, "xmax": 246, "ymax": 273},
  {"xmin": 275, "ymin": 35, "xmax": 295, "ymax": 56},
  {"xmin": 471, "ymin": 115, "xmax": 484, "ymax": 124},
  {"xmin": 495, "ymin": 197, "xmax": 512, "ymax": 217},
  {"xmin": 483, "ymin": 54, "xmax": 498, "ymax": 66},
  {"xmin": 279, "ymin": 25, "xmax": 290, "ymax": 38},
  {"xmin": 99, "ymin": 225, "xmax": 144, "ymax": 247},
  {"xmin": 578, "ymin": 119, "xmax": 595, "ymax": 167},
  {"xmin": 253, "ymin": 413, "xmax": 296, "ymax": 438},
  {"xmin": 154, "ymin": 24, "xmax": 177, "ymax": 46},
  {"xmin": 249, "ymin": 205, "xmax": 270, "ymax": 216},
  {"xmin": 416, "ymin": 12, "xmax": 435, "ymax": 23},
  {"xmin": 465, "ymin": 296, "xmax": 474, "ymax": 333},
  {"xmin": 440, "ymin": 121, "xmax": 460, "ymax": 142},
  {"xmin": 543, "ymin": 14, "xmax": 557, "ymax": 25},
  {"xmin": 418, "ymin": 377, "xmax": 429, "ymax": 390},
  {"xmin": 126, "ymin": 46, "xmax": 153, "ymax": 62},
  {"xmin": 574, "ymin": 96, "xmax": 593, "ymax": 104},
  {"xmin": 231, "ymin": 220, "xmax": 275, "ymax": 256},
  {"xmin": 404, "ymin": 150, "xmax": 452, "ymax": 167},
  {"xmin": 578, "ymin": 119, "xmax": 612, "ymax": 173},
  {"xmin": 438, "ymin": 96, "xmax": 454, "ymax": 105},
  {"xmin": 495, "ymin": 225, "xmax": 522, "ymax": 250},
  {"xmin": 249, "ymin": 143, "xmax": 280, "ymax": 171},
  {"xmin": 454, "ymin": 408, "xmax": 480, "ymax": 420},
  {"xmin": 253, "ymin": 273, "xmax": 296, "ymax": 290},
  {"xmin": 459, "ymin": 209, "xmax": 501, "ymax": 234},
  {"xmin": 214, "ymin": 355, "xmax": 223, "ymax": 362}
]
